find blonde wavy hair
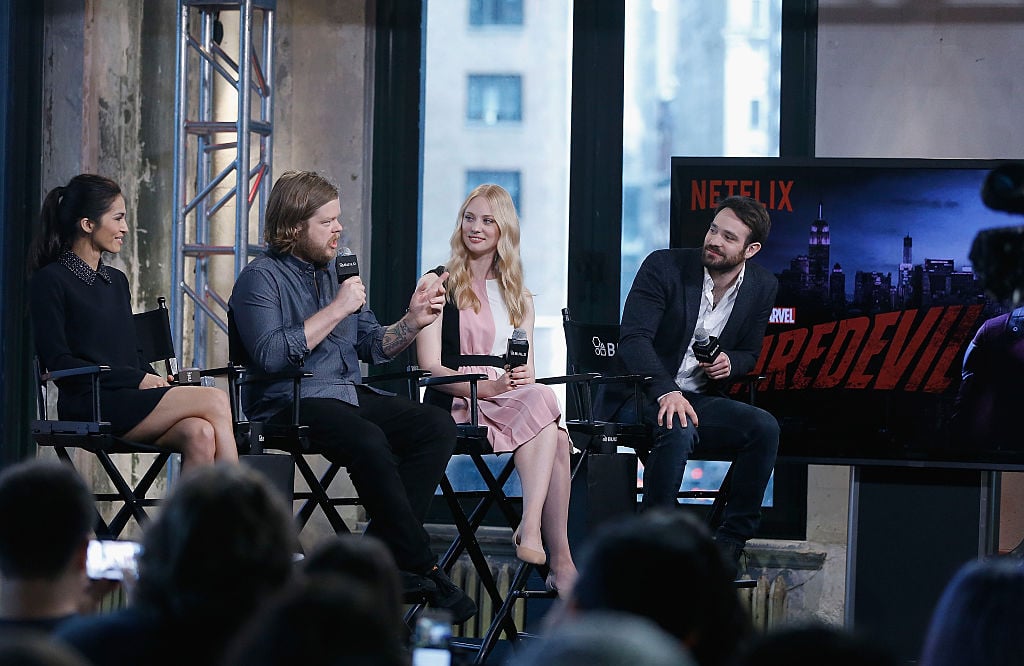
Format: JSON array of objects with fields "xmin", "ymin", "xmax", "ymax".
[{"xmin": 446, "ymin": 184, "xmax": 529, "ymax": 328}]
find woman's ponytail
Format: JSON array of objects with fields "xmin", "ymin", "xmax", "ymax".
[{"xmin": 28, "ymin": 175, "xmax": 121, "ymax": 273}]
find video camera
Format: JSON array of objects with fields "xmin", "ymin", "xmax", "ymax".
[{"xmin": 972, "ymin": 162, "xmax": 1024, "ymax": 306}]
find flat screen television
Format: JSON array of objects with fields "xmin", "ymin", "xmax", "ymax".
[{"xmin": 670, "ymin": 157, "xmax": 1024, "ymax": 469}]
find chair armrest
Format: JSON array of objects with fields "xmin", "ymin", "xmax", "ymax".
[
  {"xmin": 537, "ymin": 372, "xmax": 601, "ymax": 386},
  {"xmin": 593, "ymin": 373, "xmax": 650, "ymax": 386},
  {"xmin": 420, "ymin": 374, "xmax": 489, "ymax": 428},
  {"xmin": 419, "ymin": 373, "xmax": 488, "ymax": 388},
  {"xmin": 37, "ymin": 365, "xmax": 110, "ymax": 422},
  {"xmin": 723, "ymin": 373, "xmax": 766, "ymax": 404},
  {"xmin": 239, "ymin": 369, "xmax": 314, "ymax": 385},
  {"xmin": 41, "ymin": 365, "xmax": 110, "ymax": 382},
  {"xmin": 728, "ymin": 373, "xmax": 766, "ymax": 385},
  {"xmin": 196, "ymin": 365, "xmax": 240, "ymax": 378},
  {"xmin": 364, "ymin": 368, "xmax": 431, "ymax": 385}
]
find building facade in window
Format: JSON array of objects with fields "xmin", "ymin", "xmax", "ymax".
[
  {"xmin": 421, "ymin": 1, "xmax": 572, "ymax": 384},
  {"xmin": 465, "ymin": 170, "xmax": 522, "ymax": 211},
  {"xmin": 469, "ymin": 0, "xmax": 524, "ymax": 27},
  {"xmin": 467, "ymin": 74, "xmax": 523, "ymax": 124}
]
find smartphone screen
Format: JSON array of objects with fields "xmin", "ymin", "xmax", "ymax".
[
  {"xmin": 86, "ymin": 539, "xmax": 142, "ymax": 580},
  {"xmin": 411, "ymin": 609, "xmax": 453, "ymax": 666}
]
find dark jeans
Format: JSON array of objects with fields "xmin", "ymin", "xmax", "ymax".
[
  {"xmin": 271, "ymin": 388, "xmax": 457, "ymax": 573},
  {"xmin": 619, "ymin": 391, "xmax": 779, "ymax": 546}
]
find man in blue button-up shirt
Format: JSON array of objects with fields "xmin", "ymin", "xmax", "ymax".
[{"xmin": 229, "ymin": 171, "xmax": 476, "ymax": 624}]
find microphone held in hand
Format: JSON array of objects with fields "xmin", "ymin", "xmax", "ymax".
[
  {"xmin": 506, "ymin": 328, "xmax": 529, "ymax": 369},
  {"xmin": 335, "ymin": 247, "xmax": 359, "ymax": 284},
  {"xmin": 692, "ymin": 327, "xmax": 722, "ymax": 364}
]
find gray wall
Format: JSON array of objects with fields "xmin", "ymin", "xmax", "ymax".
[{"xmin": 816, "ymin": 1, "xmax": 1024, "ymax": 159}]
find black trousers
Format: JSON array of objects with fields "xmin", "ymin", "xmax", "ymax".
[{"xmin": 272, "ymin": 388, "xmax": 457, "ymax": 573}]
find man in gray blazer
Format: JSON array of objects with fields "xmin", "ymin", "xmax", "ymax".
[{"xmin": 618, "ymin": 195, "xmax": 780, "ymax": 567}]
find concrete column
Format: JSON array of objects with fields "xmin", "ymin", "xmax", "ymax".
[{"xmin": 273, "ymin": 0, "xmax": 372, "ymax": 271}]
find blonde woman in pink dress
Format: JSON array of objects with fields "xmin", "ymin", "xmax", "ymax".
[{"xmin": 417, "ymin": 184, "xmax": 577, "ymax": 593}]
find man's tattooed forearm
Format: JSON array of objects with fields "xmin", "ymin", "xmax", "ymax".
[{"xmin": 381, "ymin": 318, "xmax": 414, "ymax": 357}]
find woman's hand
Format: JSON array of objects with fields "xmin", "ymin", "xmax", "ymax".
[
  {"xmin": 505, "ymin": 363, "xmax": 534, "ymax": 388},
  {"xmin": 138, "ymin": 373, "xmax": 169, "ymax": 389},
  {"xmin": 479, "ymin": 373, "xmax": 514, "ymax": 398}
]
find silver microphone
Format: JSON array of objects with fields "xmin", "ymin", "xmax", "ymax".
[
  {"xmin": 692, "ymin": 327, "xmax": 721, "ymax": 364},
  {"xmin": 506, "ymin": 328, "xmax": 529, "ymax": 368},
  {"xmin": 335, "ymin": 247, "xmax": 359, "ymax": 284}
]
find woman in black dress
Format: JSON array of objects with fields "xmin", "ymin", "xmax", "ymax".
[{"xmin": 29, "ymin": 174, "xmax": 238, "ymax": 471}]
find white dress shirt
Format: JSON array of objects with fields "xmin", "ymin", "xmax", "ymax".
[{"xmin": 669, "ymin": 264, "xmax": 746, "ymax": 395}]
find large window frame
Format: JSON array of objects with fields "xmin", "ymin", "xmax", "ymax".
[
  {"xmin": 371, "ymin": 0, "xmax": 818, "ymax": 541},
  {"xmin": 0, "ymin": 0, "xmax": 44, "ymax": 464}
]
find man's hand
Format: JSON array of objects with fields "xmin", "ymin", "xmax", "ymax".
[
  {"xmin": 381, "ymin": 271, "xmax": 450, "ymax": 358},
  {"xmin": 79, "ymin": 578, "xmax": 121, "ymax": 614},
  {"xmin": 699, "ymin": 351, "xmax": 732, "ymax": 381},
  {"xmin": 657, "ymin": 391, "xmax": 698, "ymax": 429},
  {"xmin": 406, "ymin": 271, "xmax": 448, "ymax": 329},
  {"xmin": 139, "ymin": 374, "xmax": 169, "ymax": 389},
  {"xmin": 333, "ymin": 275, "xmax": 367, "ymax": 318}
]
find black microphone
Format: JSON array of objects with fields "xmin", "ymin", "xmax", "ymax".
[
  {"xmin": 336, "ymin": 247, "xmax": 359, "ymax": 284},
  {"xmin": 692, "ymin": 327, "xmax": 721, "ymax": 364},
  {"xmin": 506, "ymin": 328, "xmax": 529, "ymax": 369}
]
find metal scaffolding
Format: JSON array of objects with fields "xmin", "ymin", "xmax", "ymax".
[{"xmin": 171, "ymin": 0, "xmax": 275, "ymax": 367}]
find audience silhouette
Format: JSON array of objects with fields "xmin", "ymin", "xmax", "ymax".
[
  {"xmin": 0, "ymin": 631, "xmax": 90, "ymax": 666},
  {"xmin": 55, "ymin": 464, "xmax": 297, "ymax": 666},
  {"xmin": 511, "ymin": 611, "xmax": 694, "ymax": 666},
  {"xmin": 735, "ymin": 623, "xmax": 897, "ymax": 666},
  {"xmin": 919, "ymin": 557, "xmax": 1024, "ymax": 666},
  {"xmin": 222, "ymin": 573, "xmax": 409, "ymax": 666},
  {"xmin": 558, "ymin": 510, "xmax": 751, "ymax": 666},
  {"xmin": 0, "ymin": 459, "xmax": 99, "ymax": 633}
]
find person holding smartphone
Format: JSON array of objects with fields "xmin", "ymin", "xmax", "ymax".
[{"xmin": 0, "ymin": 460, "xmax": 104, "ymax": 633}]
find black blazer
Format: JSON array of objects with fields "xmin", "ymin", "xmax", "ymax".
[{"xmin": 618, "ymin": 248, "xmax": 778, "ymax": 404}]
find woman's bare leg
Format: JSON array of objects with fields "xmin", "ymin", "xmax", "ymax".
[
  {"xmin": 512, "ymin": 423, "xmax": 560, "ymax": 556},
  {"xmin": 123, "ymin": 386, "xmax": 239, "ymax": 467},
  {"xmin": 540, "ymin": 428, "xmax": 577, "ymax": 589}
]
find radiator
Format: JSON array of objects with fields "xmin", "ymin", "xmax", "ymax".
[
  {"xmin": 448, "ymin": 557, "xmax": 526, "ymax": 638},
  {"xmin": 739, "ymin": 573, "xmax": 788, "ymax": 630}
]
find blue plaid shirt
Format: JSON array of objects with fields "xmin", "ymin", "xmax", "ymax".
[{"xmin": 228, "ymin": 249, "xmax": 392, "ymax": 421}]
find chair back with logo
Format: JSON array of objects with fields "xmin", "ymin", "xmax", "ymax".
[{"xmin": 560, "ymin": 308, "xmax": 651, "ymax": 451}]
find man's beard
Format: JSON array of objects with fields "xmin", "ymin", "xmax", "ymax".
[
  {"xmin": 701, "ymin": 245, "xmax": 744, "ymax": 272},
  {"xmin": 294, "ymin": 234, "xmax": 334, "ymax": 267}
]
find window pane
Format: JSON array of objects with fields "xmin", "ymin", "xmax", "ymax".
[
  {"xmin": 467, "ymin": 74, "xmax": 523, "ymax": 124},
  {"xmin": 422, "ymin": 3, "xmax": 573, "ymax": 385},
  {"xmin": 622, "ymin": 0, "xmax": 782, "ymax": 306},
  {"xmin": 469, "ymin": 0, "xmax": 524, "ymax": 27},
  {"xmin": 465, "ymin": 170, "xmax": 522, "ymax": 211},
  {"xmin": 622, "ymin": 0, "xmax": 782, "ymax": 506}
]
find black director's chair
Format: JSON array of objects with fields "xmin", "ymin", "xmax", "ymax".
[
  {"xmin": 32, "ymin": 297, "xmax": 236, "ymax": 538},
  {"xmin": 558, "ymin": 307, "xmax": 756, "ymax": 526},
  {"xmin": 404, "ymin": 373, "xmax": 524, "ymax": 644},
  {"xmin": 419, "ymin": 366, "xmax": 604, "ymax": 663},
  {"xmin": 227, "ymin": 309, "xmax": 437, "ymax": 539}
]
